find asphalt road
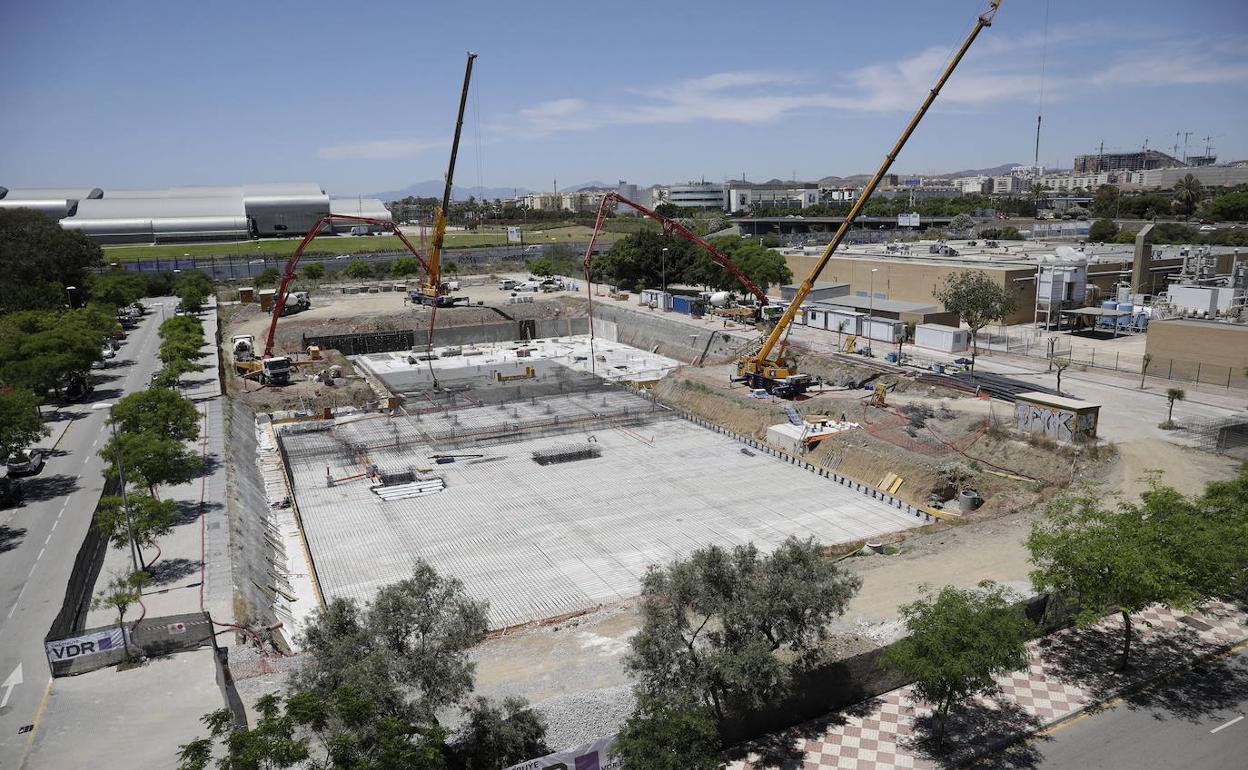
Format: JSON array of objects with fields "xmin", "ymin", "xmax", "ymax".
[
  {"xmin": 0, "ymin": 300, "xmax": 169, "ymax": 768},
  {"xmin": 1031, "ymin": 646, "xmax": 1248, "ymax": 769}
]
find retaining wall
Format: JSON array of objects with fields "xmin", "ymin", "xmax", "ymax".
[
  {"xmin": 303, "ymin": 317, "xmax": 592, "ymax": 356},
  {"xmin": 224, "ymin": 398, "xmax": 281, "ymax": 631},
  {"xmin": 588, "ymin": 302, "xmax": 746, "ymax": 363}
]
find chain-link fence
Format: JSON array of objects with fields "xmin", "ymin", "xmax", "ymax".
[{"xmin": 973, "ymin": 330, "xmax": 1248, "ymax": 390}]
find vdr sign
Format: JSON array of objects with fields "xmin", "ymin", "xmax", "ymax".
[{"xmin": 45, "ymin": 626, "xmax": 127, "ymax": 664}]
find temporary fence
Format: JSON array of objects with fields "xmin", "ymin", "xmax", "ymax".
[{"xmin": 972, "ymin": 329, "xmax": 1248, "ymax": 390}]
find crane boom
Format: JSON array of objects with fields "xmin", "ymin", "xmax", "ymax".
[
  {"xmin": 421, "ymin": 52, "xmax": 477, "ymax": 304},
  {"xmin": 738, "ymin": 0, "xmax": 1002, "ymax": 393},
  {"xmin": 580, "ymin": 191, "xmax": 770, "ymax": 305},
  {"xmin": 262, "ymin": 213, "xmax": 428, "ymax": 359}
]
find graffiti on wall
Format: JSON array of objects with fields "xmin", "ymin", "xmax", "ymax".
[{"xmin": 1014, "ymin": 401, "xmax": 1098, "ymax": 442}]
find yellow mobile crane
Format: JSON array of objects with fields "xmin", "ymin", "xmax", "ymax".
[
  {"xmin": 736, "ymin": 0, "xmax": 1003, "ymax": 398},
  {"xmin": 414, "ymin": 52, "xmax": 477, "ymax": 307}
]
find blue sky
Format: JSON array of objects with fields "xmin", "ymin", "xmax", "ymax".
[{"xmin": 2, "ymin": 0, "xmax": 1245, "ymax": 196}]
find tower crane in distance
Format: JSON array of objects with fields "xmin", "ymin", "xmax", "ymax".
[{"xmin": 735, "ymin": 0, "xmax": 1003, "ymax": 399}]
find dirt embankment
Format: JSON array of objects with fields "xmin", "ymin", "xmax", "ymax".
[{"xmin": 653, "ymin": 354, "xmax": 1114, "ymax": 518}]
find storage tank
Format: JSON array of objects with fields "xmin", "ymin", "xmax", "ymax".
[
  {"xmin": 1099, "ymin": 300, "xmax": 1117, "ymax": 328},
  {"xmin": 1117, "ymin": 303, "xmax": 1133, "ymax": 328}
]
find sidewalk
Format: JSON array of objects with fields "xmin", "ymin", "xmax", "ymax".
[
  {"xmin": 86, "ymin": 301, "xmax": 233, "ymax": 626},
  {"xmin": 726, "ymin": 600, "xmax": 1248, "ymax": 769}
]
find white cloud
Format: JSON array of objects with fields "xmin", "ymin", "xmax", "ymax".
[{"xmin": 316, "ymin": 138, "xmax": 443, "ymax": 161}]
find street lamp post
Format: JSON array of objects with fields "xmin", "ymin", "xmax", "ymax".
[{"xmin": 661, "ymin": 247, "xmax": 669, "ymax": 304}]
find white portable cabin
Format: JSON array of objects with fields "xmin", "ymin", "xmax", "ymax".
[
  {"xmin": 639, "ymin": 289, "xmax": 671, "ymax": 310},
  {"xmin": 806, "ymin": 306, "xmax": 864, "ymax": 335},
  {"xmin": 914, "ymin": 323, "xmax": 970, "ymax": 353},
  {"xmin": 862, "ymin": 317, "xmax": 905, "ymax": 343}
]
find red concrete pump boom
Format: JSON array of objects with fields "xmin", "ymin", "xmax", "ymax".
[
  {"xmin": 263, "ymin": 214, "xmax": 429, "ymax": 359},
  {"xmin": 581, "ymin": 191, "xmax": 770, "ymax": 306}
]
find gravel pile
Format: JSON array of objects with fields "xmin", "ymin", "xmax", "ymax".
[{"xmin": 531, "ymin": 684, "xmax": 635, "ymax": 749}]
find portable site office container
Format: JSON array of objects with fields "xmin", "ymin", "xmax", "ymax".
[
  {"xmin": 808, "ymin": 307, "xmax": 864, "ymax": 335},
  {"xmin": 914, "ymin": 323, "xmax": 970, "ymax": 353},
  {"xmin": 670, "ymin": 295, "xmax": 701, "ymax": 315},
  {"xmin": 639, "ymin": 289, "xmax": 671, "ymax": 310},
  {"xmin": 862, "ymin": 317, "xmax": 905, "ymax": 343}
]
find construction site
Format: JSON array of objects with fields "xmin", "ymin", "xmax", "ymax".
[{"xmin": 208, "ymin": 22, "xmax": 1248, "ymax": 757}]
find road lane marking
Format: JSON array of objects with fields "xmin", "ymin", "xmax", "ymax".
[
  {"xmin": 1211, "ymin": 715, "xmax": 1243, "ymax": 734},
  {"xmin": 16, "ymin": 678, "xmax": 52, "ymax": 770},
  {"xmin": 43, "ymin": 533, "xmax": 51, "ymax": 545},
  {"xmin": 50, "ymin": 518, "xmax": 57, "ymax": 532},
  {"xmin": 36, "ymin": 548, "xmax": 44, "ymax": 562}
]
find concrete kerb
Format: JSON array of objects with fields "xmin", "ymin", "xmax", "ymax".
[
  {"xmin": 665, "ymin": 405, "xmax": 939, "ymax": 524},
  {"xmin": 961, "ymin": 632, "xmax": 1248, "ymax": 769}
]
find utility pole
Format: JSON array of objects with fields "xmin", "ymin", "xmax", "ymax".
[{"xmin": 1183, "ymin": 131, "xmax": 1192, "ymax": 164}]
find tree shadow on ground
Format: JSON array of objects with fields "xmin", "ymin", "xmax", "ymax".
[
  {"xmin": 179, "ymin": 376, "xmax": 217, "ymax": 391},
  {"xmin": 145, "ymin": 557, "xmax": 202, "ymax": 587},
  {"xmin": 906, "ymin": 694, "xmax": 1047, "ymax": 769},
  {"xmin": 0, "ymin": 524, "xmax": 27, "ymax": 553},
  {"xmin": 170, "ymin": 499, "xmax": 222, "ymax": 527},
  {"xmin": 1036, "ymin": 621, "xmax": 1215, "ymax": 702},
  {"xmin": 724, "ymin": 698, "xmax": 880, "ymax": 769},
  {"xmin": 1120, "ymin": 644, "xmax": 1248, "ymax": 723},
  {"xmin": 21, "ymin": 473, "xmax": 81, "ymax": 503}
]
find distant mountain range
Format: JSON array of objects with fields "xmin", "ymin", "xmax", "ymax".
[
  {"xmin": 365, "ymin": 181, "xmax": 534, "ymax": 201},
  {"xmin": 368, "ymin": 164, "xmax": 1061, "ymax": 201}
]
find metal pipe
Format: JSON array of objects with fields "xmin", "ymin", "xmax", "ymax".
[{"xmin": 746, "ymin": 0, "xmax": 1003, "ymax": 372}]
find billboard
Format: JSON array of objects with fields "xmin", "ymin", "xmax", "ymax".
[
  {"xmin": 897, "ymin": 212, "xmax": 921, "ymax": 228},
  {"xmin": 504, "ymin": 736, "xmax": 619, "ymax": 770},
  {"xmin": 46, "ymin": 626, "xmax": 127, "ymax": 664},
  {"xmin": 507, "ymin": 226, "xmax": 522, "ymax": 243}
]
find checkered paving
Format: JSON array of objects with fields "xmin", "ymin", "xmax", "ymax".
[{"xmin": 727, "ymin": 602, "xmax": 1248, "ymax": 770}]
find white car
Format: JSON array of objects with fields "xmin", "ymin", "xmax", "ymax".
[
  {"xmin": 1198, "ymin": 224, "xmax": 1216, "ymax": 232},
  {"xmin": 101, "ymin": 346, "xmax": 117, "ymax": 359}
]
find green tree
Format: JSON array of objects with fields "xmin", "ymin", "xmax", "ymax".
[
  {"xmin": 1052, "ymin": 356, "xmax": 1072, "ymax": 395},
  {"xmin": 101, "ymin": 431, "xmax": 203, "ymax": 496},
  {"xmin": 1028, "ymin": 488, "xmax": 1202, "ymax": 670},
  {"xmin": 949, "ymin": 213, "xmax": 974, "ymax": 236},
  {"xmin": 1091, "ymin": 185, "xmax": 1121, "ymax": 218},
  {"xmin": 0, "ymin": 387, "xmax": 49, "ymax": 459},
  {"xmin": 1207, "ymin": 191, "xmax": 1248, "ymax": 222},
  {"xmin": 372, "ymin": 261, "xmax": 392, "ymax": 279},
  {"xmin": 699, "ymin": 237, "xmax": 792, "ymax": 294},
  {"xmin": 933, "ymin": 270, "xmax": 1018, "ymax": 375},
  {"xmin": 92, "ymin": 571, "xmax": 148, "ymax": 658},
  {"xmin": 612, "ymin": 693, "xmax": 721, "ymax": 770},
  {"xmin": 0, "ymin": 209, "xmax": 102, "ymax": 312},
  {"xmin": 1088, "ymin": 219, "xmax": 1119, "ymax": 242},
  {"xmin": 87, "ymin": 270, "xmax": 147, "ymax": 309},
  {"xmin": 392, "ymin": 256, "xmax": 422, "ymax": 276},
  {"xmin": 109, "ymin": 388, "xmax": 200, "ymax": 442},
  {"xmin": 1165, "ymin": 387, "xmax": 1185, "ymax": 426},
  {"xmin": 1172, "ymin": 174, "xmax": 1205, "ymax": 220},
  {"xmin": 450, "ymin": 696, "xmax": 548, "ymax": 769},
  {"xmin": 526, "ymin": 257, "xmax": 556, "ymax": 277},
  {"xmin": 255, "ymin": 267, "xmax": 281, "ymax": 286},
  {"xmin": 175, "ymin": 273, "xmax": 214, "ymax": 312},
  {"xmin": 624, "ymin": 537, "xmax": 860, "ymax": 726},
  {"xmin": 178, "ymin": 690, "xmax": 447, "ymax": 770},
  {"xmin": 341, "ymin": 260, "xmax": 374, "ymax": 280},
  {"xmin": 94, "ymin": 494, "xmax": 178, "ymax": 554},
  {"xmin": 0, "ymin": 309, "xmax": 114, "ymax": 397},
  {"xmin": 882, "ymin": 582, "xmax": 1033, "ymax": 743},
  {"xmin": 293, "ymin": 561, "xmax": 489, "ymax": 724},
  {"xmin": 301, "ymin": 262, "xmax": 326, "ymax": 280}
]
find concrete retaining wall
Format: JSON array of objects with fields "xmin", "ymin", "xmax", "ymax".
[
  {"xmin": 303, "ymin": 317, "xmax": 591, "ymax": 355},
  {"xmin": 223, "ymin": 398, "xmax": 281, "ymax": 630},
  {"xmin": 589, "ymin": 302, "xmax": 746, "ymax": 363}
]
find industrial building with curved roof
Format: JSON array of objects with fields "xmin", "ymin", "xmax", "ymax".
[{"xmin": 0, "ymin": 183, "xmax": 391, "ymax": 243}]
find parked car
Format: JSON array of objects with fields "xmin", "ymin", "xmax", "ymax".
[
  {"xmin": 101, "ymin": 345, "xmax": 117, "ymax": 359},
  {"xmin": 6, "ymin": 449, "xmax": 45, "ymax": 477},
  {"xmin": 1199, "ymin": 224, "xmax": 1216, "ymax": 232}
]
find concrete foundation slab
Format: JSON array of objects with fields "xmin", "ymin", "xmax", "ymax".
[{"xmin": 281, "ymin": 395, "xmax": 922, "ymax": 629}]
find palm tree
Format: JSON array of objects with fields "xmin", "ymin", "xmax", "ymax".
[
  {"xmin": 1165, "ymin": 387, "xmax": 1186, "ymax": 426},
  {"xmin": 1172, "ymin": 174, "xmax": 1204, "ymax": 221}
]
